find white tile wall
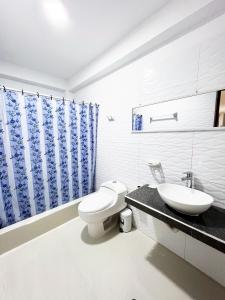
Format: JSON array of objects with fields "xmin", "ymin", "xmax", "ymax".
[
  {"xmin": 192, "ymin": 131, "xmax": 225, "ymax": 207},
  {"xmin": 96, "ymin": 128, "xmax": 225, "ymax": 208},
  {"xmin": 137, "ymin": 132, "xmax": 193, "ymax": 186},
  {"xmin": 75, "ymin": 15, "xmax": 225, "ymax": 286},
  {"xmin": 192, "ymin": 131, "xmax": 225, "ymax": 185},
  {"xmin": 140, "ymin": 44, "xmax": 199, "ymax": 104},
  {"xmin": 88, "ymin": 20, "xmax": 225, "ymax": 208},
  {"xmin": 198, "ymin": 33, "xmax": 225, "ymax": 93},
  {"xmin": 96, "ymin": 141, "xmax": 139, "ymax": 191}
]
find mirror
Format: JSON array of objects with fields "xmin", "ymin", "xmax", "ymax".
[{"xmin": 132, "ymin": 90, "xmax": 225, "ymax": 132}]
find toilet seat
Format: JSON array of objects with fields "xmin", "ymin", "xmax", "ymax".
[{"xmin": 79, "ymin": 188, "xmax": 116, "ymax": 213}]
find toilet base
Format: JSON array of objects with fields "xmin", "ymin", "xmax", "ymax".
[{"xmin": 88, "ymin": 215, "xmax": 118, "ymax": 239}]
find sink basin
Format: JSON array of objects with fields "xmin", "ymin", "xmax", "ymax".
[{"xmin": 157, "ymin": 183, "xmax": 214, "ymax": 216}]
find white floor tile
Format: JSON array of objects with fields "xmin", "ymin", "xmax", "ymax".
[{"xmin": 0, "ymin": 218, "xmax": 225, "ymax": 300}]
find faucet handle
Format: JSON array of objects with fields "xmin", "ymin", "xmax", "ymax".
[{"xmin": 183, "ymin": 171, "xmax": 193, "ymax": 177}]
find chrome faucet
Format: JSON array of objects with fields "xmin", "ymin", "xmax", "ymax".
[{"xmin": 181, "ymin": 171, "xmax": 193, "ymax": 188}]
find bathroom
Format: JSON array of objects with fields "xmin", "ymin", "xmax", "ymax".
[{"xmin": 1, "ymin": 0, "xmax": 225, "ymax": 299}]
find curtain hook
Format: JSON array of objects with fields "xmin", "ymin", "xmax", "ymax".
[
  {"xmin": 22, "ymin": 89, "xmax": 24, "ymax": 95},
  {"xmin": 63, "ymin": 97, "xmax": 65, "ymax": 105},
  {"xmin": 3, "ymin": 86, "xmax": 6, "ymax": 92},
  {"xmin": 50, "ymin": 95, "xmax": 53, "ymax": 100},
  {"xmin": 72, "ymin": 99, "xmax": 75, "ymax": 104},
  {"xmin": 37, "ymin": 92, "xmax": 39, "ymax": 98}
]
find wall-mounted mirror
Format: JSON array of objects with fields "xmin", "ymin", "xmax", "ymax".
[{"xmin": 132, "ymin": 90, "xmax": 225, "ymax": 132}]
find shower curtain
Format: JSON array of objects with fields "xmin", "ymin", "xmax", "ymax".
[
  {"xmin": 0, "ymin": 89, "xmax": 99, "ymax": 228},
  {"xmin": 132, "ymin": 113, "xmax": 143, "ymax": 131}
]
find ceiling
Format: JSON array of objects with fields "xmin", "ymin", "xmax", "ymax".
[{"xmin": 0, "ymin": 0, "xmax": 168, "ymax": 79}]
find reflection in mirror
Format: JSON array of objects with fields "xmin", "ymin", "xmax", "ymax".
[
  {"xmin": 132, "ymin": 113, "xmax": 143, "ymax": 131},
  {"xmin": 132, "ymin": 90, "xmax": 225, "ymax": 132},
  {"xmin": 217, "ymin": 90, "xmax": 225, "ymax": 127}
]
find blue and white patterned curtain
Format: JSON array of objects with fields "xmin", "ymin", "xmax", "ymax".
[
  {"xmin": 132, "ymin": 114, "xmax": 143, "ymax": 131},
  {"xmin": 0, "ymin": 89, "xmax": 99, "ymax": 228}
]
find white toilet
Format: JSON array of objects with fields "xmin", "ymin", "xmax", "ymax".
[{"xmin": 78, "ymin": 180, "xmax": 127, "ymax": 238}]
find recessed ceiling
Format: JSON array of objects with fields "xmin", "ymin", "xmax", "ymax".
[{"xmin": 0, "ymin": 0, "xmax": 168, "ymax": 79}]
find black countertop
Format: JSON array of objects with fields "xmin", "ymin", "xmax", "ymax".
[{"xmin": 125, "ymin": 185, "xmax": 225, "ymax": 254}]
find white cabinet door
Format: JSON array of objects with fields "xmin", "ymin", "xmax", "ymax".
[{"xmin": 185, "ymin": 235, "xmax": 225, "ymax": 287}]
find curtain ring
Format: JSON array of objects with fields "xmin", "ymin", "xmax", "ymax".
[
  {"xmin": 3, "ymin": 86, "xmax": 6, "ymax": 92},
  {"xmin": 37, "ymin": 92, "xmax": 39, "ymax": 98}
]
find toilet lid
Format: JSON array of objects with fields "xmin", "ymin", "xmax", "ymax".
[{"xmin": 79, "ymin": 189, "xmax": 116, "ymax": 213}]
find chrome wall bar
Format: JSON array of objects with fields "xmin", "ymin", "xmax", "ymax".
[{"xmin": 150, "ymin": 112, "xmax": 178, "ymax": 123}]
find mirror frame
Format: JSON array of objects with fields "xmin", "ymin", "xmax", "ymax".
[{"xmin": 131, "ymin": 90, "xmax": 225, "ymax": 133}]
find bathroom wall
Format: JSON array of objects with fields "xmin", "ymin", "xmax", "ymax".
[
  {"xmin": 73, "ymin": 14, "xmax": 225, "ymax": 285},
  {"xmin": 74, "ymin": 13, "xmax": 225, "ymax": 208}
]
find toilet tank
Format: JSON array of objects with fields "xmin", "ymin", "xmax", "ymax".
[{"xmin": 100, "ymin": 180, "xmax": 127, "ymax": 196}]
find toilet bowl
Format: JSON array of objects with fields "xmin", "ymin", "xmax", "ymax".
[{"xmin": 78, "ymin": 180, "xmax": 127, "ymax": 238}]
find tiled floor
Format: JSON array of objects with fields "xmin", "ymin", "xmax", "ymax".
[{"xmin": 1, "ymin": 218, "xmax": 225, "ymax": 300}]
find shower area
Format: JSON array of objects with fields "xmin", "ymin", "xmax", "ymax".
[{"xmin": 0, "ymin": 87, "xmax": 99, "ymax": 229}]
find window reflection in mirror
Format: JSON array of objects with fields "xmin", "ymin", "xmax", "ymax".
[{"xmin": 215, "ymin": 90, "xmax": 225, "ymax": 127}]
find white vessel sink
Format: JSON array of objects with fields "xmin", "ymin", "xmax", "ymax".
[{"xmin": 157, "ymin": 183, "xmax": 214, "ymax": 216}]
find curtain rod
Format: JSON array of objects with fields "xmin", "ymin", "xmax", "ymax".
[{"xmin": 0, "ymin": 85, "xmax": 98, "ymax": 106}]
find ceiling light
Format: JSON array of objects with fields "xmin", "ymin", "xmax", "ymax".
[{"xmin": 43, "ymin": 0, "xmax": 69, "ymax": 29}]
